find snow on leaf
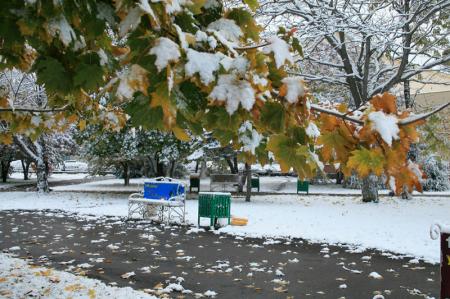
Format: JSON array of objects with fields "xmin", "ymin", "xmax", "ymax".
[
  {"xmin": 263, "ymin": 36, "xmax": 293, "ymax": 68},
  {"xmin": 116, "ymin": 64, "xmax": 149, "ymax": 100},
  {"xmin": 280, "ymin": 76, "xmax": 305, "ymax": 104},
  {"xmin": 185, "ymin": 49, "xmax": 222, "ymax": 85},
  {"xmin": 47, "ymin": 15, "xmax": 77, "ymax": 47},
  {"xmin": 152, "ymin": 0, "xmax": 188, "ymax": 14},
  {"xmin": 121, "ymin": 271, "xmax": 136, "ymax": 279},
  {"xmin": 368, "ymin": 111, "xmax": 399, "ymax": 146},
  {"xmin": 238, "ymin": 121, "xmax": 262, "ymax": 154},
  {"xmin": 207, "ymin": 18, "xmax": 243, "ymax": 42},
  {"xmin": 305, "ymin": 122, "xmax": 320, "ymax": 139},
  {"xmin": 209, "ymin": 74, "xmax": 255, "ymax": 114},
  {"xmin": 149, "ymin": 38, "xmax": 180, "ymax": 72},
  {"xmin": 118, "ymin": 7, "xmax": 143, "ymax": 37}
]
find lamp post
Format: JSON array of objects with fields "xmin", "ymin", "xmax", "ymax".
[{"xmin": 430, "ymin": 223, "xmax": 450, "ymax": 299}]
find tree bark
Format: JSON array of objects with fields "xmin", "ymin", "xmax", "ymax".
[
  {"xmin": 361, "ymin": 173, "xmax": 379, "ymax": 203},
  {"xmin": 404, "ymin": 80, "xmax": 412, "ymax": 109},
  {"xmin": 35, "ymin": 136, "xmax": 49, "ymax": 193},
  {"xmin": 169, "ymin": 160, "xmax": 176, "ymax": 177},
  {"xmin": 199, "ymin": 160, "xmax": 207, "ymax": 178},
  {"xmin": 245, "ymin": 163, "xmax": 251, "ymax": 202},
  {"xmin": 35, "ymin": 159, "xmax": 49, "ymax": 192},
  {"xmin": 123, "ymin": 162, "xmax": 130, "ymax": 186},
  {"xmin": 1, "ymin": 161, "xmax": 10, "ymax": 183},
  {"xmin": 21, "ymin": 159, "xmax": 31, "ymax": 180},
  {"xmin": 225, "ymin": 157, "xmax": 238, "ymax": 174}
]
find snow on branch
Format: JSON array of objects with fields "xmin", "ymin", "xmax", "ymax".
[
  {"xmin": 310, "ymin": 104, "xmax": 364, "ymax": 125},
  {"xmin": 398, "ymin": 102, "xmax": 450, "ymax": 126}
]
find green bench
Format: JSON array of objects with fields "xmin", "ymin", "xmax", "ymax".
[
  {"xmin": 297, "ymin": 180, "xmax": 309, "ymax": 194},
  {"xmin": 198, "ymin": 192, "xmax": 231, "ymax": 227}
]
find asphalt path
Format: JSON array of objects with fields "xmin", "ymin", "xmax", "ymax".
[{"xmin": 0, "ymin": 210, "xmax": 439, "ymax": 298}]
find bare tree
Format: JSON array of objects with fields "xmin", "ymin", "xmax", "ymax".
[
  {"xmin": 0, "ymin": 69, "xmax": 75, "ymax": 192},
  {"xmin": 258, "ymin": 0, "xmax": 450, "ymax": 107}
]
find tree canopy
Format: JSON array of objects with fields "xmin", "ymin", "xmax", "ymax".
[{"xmin": 1, "ymin": 0, "xmax": 448, "ymax": 194}]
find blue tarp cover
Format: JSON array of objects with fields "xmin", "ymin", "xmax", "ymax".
[{"xmin": 143, "ymin": 181, "xmax": 185, "ymax": 200}]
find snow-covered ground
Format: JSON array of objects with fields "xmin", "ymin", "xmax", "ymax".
[
  {"xmin": 0, "ymin": 253, "xmax": 157, "ymax": 299},
  {"xmin": 0, "ymin": 191, "xmax": 448, "ymax": 264},
  {"xmin": 0, "ymin": 173, "xmax": 96, "ymax": 190},
  {"xmin": 51, "ymin": 176, "xmax": 450, "ymax": 196}
]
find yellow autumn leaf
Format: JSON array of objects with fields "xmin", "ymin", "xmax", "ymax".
[
  {"xmin": 0, "ymin": 134, "xmax": 13, "ymax": 145},
  {"xmin": 78, "ymin": 119, "xmax": 86, "ymax": 131},
  {"xmin": 347, "ymin": 148, "xmax": 385, "ymax": 177},
  {"xmin": 172, "ymin": 126, "xmax": 190, "ymax": 141},
  {"xmin": 88, "ymin": 289, "xmax": 96, "ymax": 299},
  {"xmin": 67, "ymin": 114, "xmax": 78, "ymax": 123}
]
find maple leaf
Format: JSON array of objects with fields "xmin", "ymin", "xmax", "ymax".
[
  {"xmin": 370, "ymin": 92, "xmax": 397, "ymax": 114},
  {"xmin": 390, "ymin": 166, "xmax": 423, "ymax": 195},
  {"xmin": 318, "ymin": 131, "xmax": 354, "ymax": 162},
  {"xmin": 347, "ymin": 148, "xmax": 385, "ymax": 177}
]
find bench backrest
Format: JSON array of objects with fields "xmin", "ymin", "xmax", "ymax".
[
  {"xmin": 144, "ymin": 181, "xmax": 185, "ymax": 200},
  {"xmin": 210, "ymin": 174, "xmax": 240, "ymax": 183}
]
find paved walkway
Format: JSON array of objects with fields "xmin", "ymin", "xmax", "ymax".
[{"xmin": 0, "ymin": 210, "xmax": 439, "ymax": 298}]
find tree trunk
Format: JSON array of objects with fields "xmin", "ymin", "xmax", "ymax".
[
  {"xmin": 245, "ymin": 163, "xmax": 251, "ymax": 202},
  {"xmin": 1, "ymin": 161, "xmax": 10, "ymax": 183},
  {"xmin": 35, "ymin": 137, "xmax": 49, "ymax": 193},
  {"xmin": 21, "ymin": 159, "xmax": 31, "ymax": 180},
  {"xmin": 225, "ymin": 157, "xmax": 238, "ymax": 174},
  {"xmin": 404, "ymin": 80, "xmax": 412, "ymax": 109},
  {"xmin": 36, "ymin": 159, "xmax": 49, "ymax": 192},
  {"xmin": 361, "ymin": 173, "xmax": 379, "ymax": 203},
  {"xmin": 169, "ymin": 161, "xmax": 176, "ymax": 177},
  {"xmin": 123, "ymin": 162, "xmax": 130, "ymax": 186},
  {"xmin": 199, "ymin": 160, "xmax": 207, "ymax": 178},
  {"xmin": 195, "ymin": 160, "xmax": 199, "ymax": 173}
]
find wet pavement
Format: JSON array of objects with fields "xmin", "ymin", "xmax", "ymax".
[{"xmin": 0, "ymin": 210, "xmax": 439, "ymax": 298}]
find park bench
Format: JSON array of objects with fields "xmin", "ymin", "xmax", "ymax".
[
  {"xmin": 210, "ymin": 174, "xmax": 243, "ymax": 192},
  {"xmin": 128, "ymin": 177, "xmax": 186, "ymax": 223}
]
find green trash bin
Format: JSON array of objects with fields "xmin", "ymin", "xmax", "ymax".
[
  {"xmin": 190, "ymin": 174, "xmax": 200, "ymax": 193},
  {"xmin": 198, "ymin": 192, "xmax": 231, "ymax": 227},
  {"xmin": 297, "ymin": 180, "xmax": 309, "ymax": 194},
  {"xmin": 251, "ymin": 176, "xmax": 260, "ymax": 192}
]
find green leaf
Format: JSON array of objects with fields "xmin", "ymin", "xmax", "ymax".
[
  {"xmin": 347, "ymin": 148, "xmax": 385, "ymax": 177},
  {"xmin": 292, "ymin": 37, "xmax": 303, "ymax": 57},
  {"xmin": 73, "ymin": 54, "xmax": 104, "ymax": 91},
  {"xmin": 33, "ymin": 56, "xmax": 72, "ymax": 94},
  {"xmin": 227, "ymin": 8, "xmax": 261, "ymax": 42},
  {"xmin": 318, "ymin": 131, "xmax": 353, "ymax": 162},
  {"xmin": 125, "ymin": 94, "xmax": 164, "ymax": 130},
  {"xmin": 267, "ymin": 134, "xmax": 315, "ymax": 176},
  {"xmin": 260, "ymin": 102, "xmax": 285, "ymax": 133},
  {"xmin": 243, "ymin": 0, "xmax": 259, "ymax": 11}
]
